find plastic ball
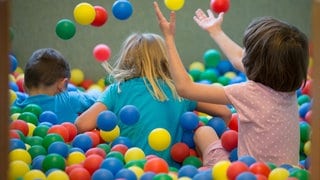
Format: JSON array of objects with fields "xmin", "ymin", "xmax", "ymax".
[
  {"xmin": 92, "ymin": 169, "xmax": 114, "ymax": 180},
  {"xmin": 189, "ymin": 61, "xmax": 205, "ymax": 72},
  {"xmin": 18, "ymin": 111, "xmax": 38, "ymax": 126},
  {"xmin": 10, "ymin": 119, "xmax": 29, "ymax": 136},
  {"xmin": 226, "ymin": 161, "xmax": 249, "ymax": 180},
  {"xmin": 91, "ymin": 5, "xmax": 108, "ymax": 27},
  {"xmin": 148, "ymin": 128, "xmax": 171, "ymax": 151},
  {"xmin": 238, "ymin": 155, "xmax": 256, "ymax": 167},
  {"xmin": 203, "ymin": 49, "xmax": 221, "ymax": 68},
  {"xmin": 55, "ymin": 19, "xmax": 76, "ymax": 40},
  {"xmin": 86, "ymin": 147, "xmax": 107, "ymax": 158},
  {"xmin": 207, "ymin": 117, "xmax": 227, "ymax": 137},
  {"xmin": 210, "ymin": 0, "xmax": 230, "ymax": 13},
  {"xmin": 144, "ymin": 157, "xmax": 169, "ymax": 174},
  {"xmin": 10, "ymin": 138, "xmax": 26, "ymax": 151},
  {"xmin": 181, "ymin": 130, "xmax": 195, "ymax": 148},
  {"xmin": 249, "ymin": 162, "xmax": 271, "ymax": 177},
  {"xmin": 124, "ymin": 147, "xmax": 145, "ymax": 163},
  {"xmin": 300, "ymin": 121, "xmax": 311, "ymax": 142},
  {"xmin": 83, "ymin": 154, "xmax": 104, "ymax": 175},
  {"xmin": 85, "ymin": 131, "xmax": 100, "ymax": 147},
  {"xmin": 22, "ymin": 103, "xmax": 42, "ymax": 117},
  {"xmin": 199, "ymin": 69, "xmax": 218, "ymax": 83},
  {"xmin": 188, "ymin": 69, "xmax": 202, "ymax": 82},
  {"xmin": 42, "ymin": 133, "xmax": 64, "ymax": 150},
  {"xmin": 48, "ymin": 141, "xmax": 69, "ymax": 158},
  {"xmin": 9, "ymin": 54, "xmax": 18, "ymax": 73},
  {"xmin": 39, "ymin": 111, "xmax": 59, "ymax": 125},
  {"xmin": 140, "ymin": 172, "xmax": 156, "ymax": 180},
  {"xmin": 119, "ymin": 105, "xmax": 140, "ymax": 125},
  {"xmin": 33, "ymin": 125, "xmax": 49, "ymax": 138},
  {"xmin": 73, "ymin": 2, "xmax": 96, "ymax": 25},
  {"xmin": 111, "ymin": 136, "xmax": 133, "ymax": 148},
  {"xmin": 97, "ymin": 110, "xmax": 118, "ymax": 131},
  {"xmin": 170, "ymin": 142, "xmax": 190, "ymax": 163},
  {"xmin": 221, "ymin": 129, "xmax": 238, "ymax": 151},
  {"xmin": 67, "ymin": 151, "xmax": 86, "ymax": 165},
  {"xmin": 27, "ymin": 145, "xmax": 47, "ymax": 159},
  {"xmin": 100, "ymin": 157, "xmax": 124, "ymax": 175},
  {"xmin": 289, "ymin": 168, "xmax": 310, "ymax": 180},
  {"xmin": 48, "ymin": 124, "xmax": 69, "ymax": 142},
  {"xmin": 128, "ymin": 166, "xmax": 144, "ymax": 179},
  {"xmin": 236, "ymin": 171, "xmax": 257, "ymax": 180},
  {"xmin": 299, "ymin": 102, "xmax": 311, "ymax": 119},
  {"xmin": 115, "ymin": 168, "xmax": 137, "ymax": 180},
  {"xmin": 69, "ymin": 167, "xmax": 91, "ymax": 180},
  {"xmin": 182, "ymin": 156, "xmax": 202, "ymax": 168},
  {"xmin": 106, "ymin": 151, "xmax": 125, "ymax": 162},
  {"xmin": 180, "ymin": 111, "xmax": 199, "ymax": 131},
  {"xmin": 61, "ymin": 122, "xmax": 78, "ymax": 142},
  {"xmin": 8, "ymin": 160, "xmax": 30, "ymax": 180},
  {"xmin": 111, "ymin": 144, "xmax": 129, "ymax": 155},
  {"xmin": 93, "ymin": 44, "xmax": 112, "ymax": 62},
  {"xmin": 9, "ymin": 149, "xmax": 32, "ymax": 164},
  {"xmin": 268, "ymin": 168, "xmax": 289, "ymax": 180},
  {"xmin": 112, "ymin": 0, "xmax": 133, "ymax": 20},
  {"xmin": 72, "ymin": 133, "xmax": 93, "ymax": 152},
  {"xmin": 42, "ymin": 153, "xmax": 66, "ymax": 172},
  {"xmin": 178, "ymin": 165, "xmax": 199, "ymax": 178},
  {"xmin": 212, "ymin": 160, "xmax": 231, "ymax": 180},
  {"xmin": 164, "ymin": 0, "xmax": 185, "ymax": 11},
  {"xmin": 228, "ymin": 113, "xmax": 238, "ymax": 131},
  {"xmin": 70, "ymin": 68, "xmax": 85, "ymax": 86},
  {"xmin": 153, "ymin": 173, "xmax": 172, "ymax": 180},
  {"xmin": 23, "ymin": 169, "xmax": 46, "ymax": 180},
  {"xmin": 47, "ymin": 170, "xmax": 69, "ymax": 180},
  {"xmin": 100, "ymin": 125, "xmax": 120, "ymax": 142}
]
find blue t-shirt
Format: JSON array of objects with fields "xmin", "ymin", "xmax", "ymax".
[
  {"xmin": 14, "ymin": 90, "xmax": 99, "ymax": 123},
  {"xmin": 98, "ymin": 78, "xmax": 197, "ymax": 167}
]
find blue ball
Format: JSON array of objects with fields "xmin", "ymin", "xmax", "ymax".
[
  {"xmin": 180, "ymin": 112, "xmax": 199, "ymax": 131},
  {"xmin": 238, "ymin": 155, "xmax": 256, "ymax": 167},
  {"xmin": 10, "ymin": 138, "xmax": 26, "ymax": 151},
  {"xmin": 119, "ymin": 105, "xmax": 140, "ymax": 125},
  {"xmin": 299, "ymin": 102, "xmax": 311, "ymax": 118},
  {"xmin": 178, "ymin": 165, "xmax": 199, "ymax": 178},
  {"xmin": 140, "ymin": 172, "xmax": 156, "ymax": 180},
  {"xmin": 71, "ymin": 134, "xmax": 93, "ymax": 152},
  {"xmin": 229, "ymin": 148, "xmax": 238, "ymax": 162},
  {"xmin": 111, "ymin": 136, "xmax": 133, "ymax": 148},
  {"xmin": 97, "ymin": 110, "xmax": 118, "ymax": 131},
  {"xmin": 48, "ymin": 141, "xmax": 69, "ymax": 158},
  {"xmin": 92, "ymin": 169, "xmax": 114, "ymax": 180},
  {"xmin": 193, "ymin": 169, "xmax": 212, "ymax": 180},
  {"xmin": 9, "ymin": 81, "xmax": 19, "ymax": 91},
  {"xmin": 112, "ymin": 0, "xmax": 133, "ymax": 20},
  {"xmin": 216, "ymin": 60, "xmax": 233, "ymax": 75},
  {"xmin": 100, "ymin": 157, "xmax": 124, "ymax": 176},
  {"xmin": 115, "ymin": 168, "xmax": 137, "ymax": 180},
  {"xmin": 39, "ymin": 111, "xmax": 59, "ymax": 125},
  {"xmin": 236, "ymin": 172, "xmax": 257, "ymax": 180},
  {"xmin": 68, "ymin": 147, "xmax": 84, "ymax": 154},
  {"xmin": 181, "ymin": 130, "xmax": 195, "ymax": 148},
  {"xmin": 206, "ymin": 117, "xmax": 227, "ymax": 137},
  {"xmin": 9, "ymin": 54, "xmax": 18, "ymax": 73},
  {"xmin": 32, "ymin": 155, "xmax": 46, "ymax": 170}
]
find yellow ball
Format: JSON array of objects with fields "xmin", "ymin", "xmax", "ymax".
[
  {"xmin": 212, "ymin": 160, "xmax": 231, "ymax": 180},
  {"xmin": 9, "ymin": 149, "xmax": 32, "ymax": 164},
  {"xmin": 9, "ymin": 74, "xmax": 16, "ymax": 82},
  {"xmin": 27, "ymin": 123, "xmax": 36, "ymax": 136},
  {"xmin": 73, "ymin": 2, "xmax": 96, "ymax": 25},
  {"xmin": 164, "ymin": 0, "xmax": 185, "ymax": 11},
  {"xmin": 268, "ymin": 168, "xmax": 289, "ymax": 180},
  {"xmin": 128, "ymin": 166, "xmax": 144, "ymax": 179},
  {"xmin": 9, "ymin": 89, "xmax": 17, "ymax": 105},
  {"xmin": 67, "ymin": 151, "xmax": 86, "ymax": 165},
  {"xmin": 24, "ymin": 169, "xmax": 46, "ymax": 180},
  {"xmin": 224, "ymin": 71, "xmax": 237, "ymax": 79},
  {"xmin": 47, "ymin": 170, "xmax": 69, "ymax": 180},
  {"xmin": 304, "ymin": 140, "xmax": 311, "ymax": 156},
  {"xmin": 189, "ymin": 61, "xmax": 205, "ymax": 72},
  {"xmin": 70, "ymin": 68, "xmax": 85, "ymax": 85},
  {"xmin": 124, "ymin": 147, "xmax": 145, "ymax": 163},
  {"xmin": 88, "ymin": 84, "xmax": 104, "ymax": 92},
  {"xmin": 15, "ymin": 66, "xmax": 24, "ymax": 74},
  {"xmin": 97, "ymin": 78, "xmax": 106, "ymax": 88},
  {"xmin": 100, "ymin": 125, "xmax": 120, "ymax": 142},
  {"xmin": 8, "ymin": 160, "xmax": 30, "ymax": 180},
  {"xmin": 11, "ymin": 113, "xmax": 21, "ymax": 121},
  {"xmin": 148, "ymin": 128, "xmax": 171, "ymax": 151}
]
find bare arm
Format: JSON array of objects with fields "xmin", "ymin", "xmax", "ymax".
[
  {"xmin": 196, "ymin": 102, "xmax": 231, "ymax": 124},
  {"xmin": 154, "ymin": 2, "xmax": 231, "ymax": 105},
  {"xmin": 193, "ymin": 9, "xmax": 245, "ymax": 72},
  {"xmin": 74, "ymin": 102, "xmax": 107, "ymax": 133}
]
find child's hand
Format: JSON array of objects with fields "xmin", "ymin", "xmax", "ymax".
[
  {"xmin": 193, "ymin": 9, "xmax": 224, "ymax": 35},
  {"xmin": 153, "ymin": 1, "xmax": 176, "ymax": 38}
]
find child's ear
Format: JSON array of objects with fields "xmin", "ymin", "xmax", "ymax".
[{"xmin": 57, "ymin": 78, "xmax": 69, "ymax": 92}]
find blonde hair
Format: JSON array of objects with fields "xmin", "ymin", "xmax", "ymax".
[{"xmin": 107, "ymin": 33, "xmax": 180, "ymax": 101}]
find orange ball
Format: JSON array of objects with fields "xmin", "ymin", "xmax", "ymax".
[{"xmin": 144, "ymin": 157, "xmax": 169, "ymax": 174}]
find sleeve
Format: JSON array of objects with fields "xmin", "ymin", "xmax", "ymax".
[
  {"xmin": 97, "ymin": 84, "xmax": 117, "ymax": 110},
  {"xmin": 69, "ymin": 90, "xmax": 100, "ymax": 113}
]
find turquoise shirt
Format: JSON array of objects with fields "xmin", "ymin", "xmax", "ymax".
[
  {"xmin": 14, "ymin": 90, "xmax": 99, "ymax": 123},
  {"xmin": 98, "ymin": 78, "xmax": 197, "ymax": 167}
]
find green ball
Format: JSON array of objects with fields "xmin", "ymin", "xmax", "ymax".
[
  {"xmin": 188, "ymin": 69, "xmax": 202, "ymax": 82},
  {"xmin": 42, "ymin": 133, "xmax": 64, "ymax": 150},
  {"xmin": 199, "ymin": 69, "xmax": 218, "ymax": 83},
  {"xmin": 217, "ymin": 76, "xmax": 231, "ymax": 86},
  {"xmin": 124, "ymin": 159, "xmax": 146, "ymax": 169},
  {"xmin": 297, "ymin": 95, "xmax": 311, "ymax": 106},
  {"xmin": 199, "ymin": 116, "xmax": 209, "ymax": 125},
  {"xmin": 15, "ymin": 130, "xmax": 26, "ymax": 142},
  {"xmin": 28, "ymin": 145, "xmax": 47, "ymax": 159},
  {"xmin": 33, "ymin": 125, "xmax": 49, "ymax": 138},
  {"xmin": 300, "ymin": 122, "xmax": 311, "ymax": 142},
  {"xmin": 106, "ymin": 151, "xmax": 124, "ymax": 163},
  {"xmin": 55, "ymin": 19, "xmax": 76, "ymax": 40},
  {"xmin": 18, "ymin": 112, "xmax": 38, "ymax": 126},
  {"xmin": 25, "ymin": 136, "xmax": 44, "ymax": 146},
  {"xmin": 10, "ymin": 105, "xmax": 22, "ymax": 115},
  {"xmin": 152, "ymin": 173, "xmax": 172, "ymax": 180},
  {"xmin": 182, "ymin": 156, "xmax": 202, "ymax": 168},
  {"xmin": 42, "ymin": 153, "xmax": 66, "ymax": 172},
  {"xmin": 203, "ymin": 49, "xmax": 221, "ymax": 68},
  {"xmin": 289, "ymin": 168, "xmax": 310, "ymax": 180},
  {"xmin": 97, "ymin": 143, "xmax": 111, "ymax": 154},
  {"xmin": 267, "ymin": 162, "xmax": 277, "ymax": 170},
  {"xmin": 22, "ymin": 104, "xmax": 43, "ymax": 117}
]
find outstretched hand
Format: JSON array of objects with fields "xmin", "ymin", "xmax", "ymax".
[
  {"xmin": 153, "ymin": 1, "xmax": 176, "ymax": 38},
  {"xmin": 193, "ymin": 9, "xmax": 224, "ymax": 34}
]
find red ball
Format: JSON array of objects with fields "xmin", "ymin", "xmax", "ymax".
[
  {"xmin": 189, "ymin": 148, "xmax": 198, "ymax": 157},
  {"xmin": 228, "ymin": 113, "xmax": 238, "ymax": 131},
  {"xmin": 91, "ymin": 6, "xmax": 108, "ymax": 27},
  {"xmin": 111, "ymin": 144, "xmax": 128, "ymax": 155},
  {"xmin": 249, "ymin": 162, "xmax": 271, "ymax": 177},
  {"xmin": 9, "ymin": 129, "xmax": 21, "ymax": 139},
  {"xmin": 170, "ymin": 142, "xmax": 190, "ymax": 163},
  {"xmin": 48, "ymin": 125, "xmax": 69, "ymax": 142},
  {"xmin": 221, "ymin": 129, "xmax": 238, "ymax": 151},
  {"xmin": 83, "ymin": 154, "xmax": 104, "ymax": 175},
  {"xmin": 93, "ymin": 44, "xmax": 111, "ymax": 62},
  {"xmin": 66, "ymin": 164, "xmax": 83, "ymax": 175},
  {"xmin": 10, "ymin": 120, "xmax": 29, "ymax": 136},
  {"xmin": 301, "ymin": 79, "xmax": 312, "ymax": 96},
  {"xmin": 210, "ymin": 0, "xmax": 230, "ymax": 13},
  {"xmin": 255, "ymin": 174, "xmax": 268, "ymax": 180},
  {"xmin": 305, "ymin": 111, "xmax": 312, "ymax": 124},
  {"xmin": 81, "ymin": 79, "xmax": 95, "ymax": 90},
  {"xmin": 85, "ymin": 147, "xmax": 106, "ymax": 158},
  {"xmin": 227, "ymin": 161, "xmax": 249, "ymax": 180},
  {"xmin": 15, "ymin": 77, "xmax": 25, "ymax": 92},
  {"xmin": 61, "ymin": 122, "xmax": 78, "ymax": 142},
  {"xmin": 69, "ymin": 167, "xmax": 91, "ymax": 180},
  {"xmin": 144, "ymin": 157, "xmax": 169, "ymax": 174},
  {"xmin": 85, "ymin": 131, "xmax": 100, "ymax": 147}
]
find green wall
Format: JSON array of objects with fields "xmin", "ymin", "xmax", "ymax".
[{"xmin": 10, "ymin": 0, "xmax": 312, "ymax": 81}]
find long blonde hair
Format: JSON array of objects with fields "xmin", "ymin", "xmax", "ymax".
[{"xmin": 107, "ymin": 32, "xmax": 179, "ymax": 101}]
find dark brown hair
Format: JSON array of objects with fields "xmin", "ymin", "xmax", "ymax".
[
  {"xmin": 242, "ymin": 17, "xmax": 309, "ymax": 92},
  {"xmin": 24, "ymin": 48, "xmax": 70, "ymax": 89}
]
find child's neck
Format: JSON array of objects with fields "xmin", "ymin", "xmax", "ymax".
[{"xmin": 27, "ymin": 86, "xmax": 59, "ymax": 96}]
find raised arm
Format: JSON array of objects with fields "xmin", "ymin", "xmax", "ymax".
[
  {"xmin": 193, "ymin": 9, "xmax": 245, "ymax": 72},
  {"xmin": 153, "ymin": 2, "xmax": 230, "ymax": 105}
]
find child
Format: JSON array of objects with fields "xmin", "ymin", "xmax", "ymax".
[
  {"xmin": 13, "ymin": 48, "xmax": 99, "ymax": 123},
  {"xmin": 153, "ymin": 2, "xmax": 309, "ymax": 167},
  {"xmin": 75, "ymin": 32, "xmax": 231, "ymax": 167}
]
